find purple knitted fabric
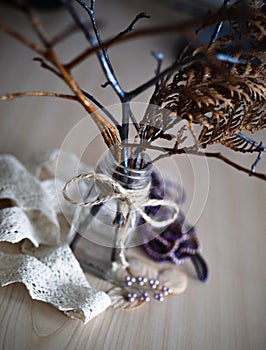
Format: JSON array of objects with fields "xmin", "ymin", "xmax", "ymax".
[{"xmin": 139, "ymin": 172, "xmax": 208, "ymax": 281}]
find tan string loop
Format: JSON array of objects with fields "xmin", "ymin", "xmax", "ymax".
[{"xmin": 63, "ymin": 172, "xmax": 179, "ymax": 228}]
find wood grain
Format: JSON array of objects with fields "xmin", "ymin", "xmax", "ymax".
[{"xmin": 0, "ymin": 1, "xmax": 265, "ymax": 349}]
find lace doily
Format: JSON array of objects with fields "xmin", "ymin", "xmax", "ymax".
[{"xmin": 0, "ymin": 153, "xmax": 111, "ymax": 323}]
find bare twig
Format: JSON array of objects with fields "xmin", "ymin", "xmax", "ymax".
[
  {"xmin": 69, "ymin": 1, "xmax": 148, "ymax": 147},
  {"xmin": 65, "ymin": 19, "xmax": 202, "ymax": 70},
  {"xmin": 33, "ymin": 57, "xmax": 61, "ymax": 77},
  {"xmin": 114, "ymin": 12, "xmax": 150, "ymax": 41},
  {"xmin": 0, "ymin": 19, "xmax": 120, "ymax": 130},
  {"xmin": 151, "ymin": 51, "xmax": 164, "ymax": 96},
  {"xmin": 45, "ymin": 49, "xmax": 119, "ymax": 148},
  {"xmin": 0, "ymin": 91, "xmax": 77, "ymax": 101},
  {"xmin": 65, "ymin": 2, "xmax": 247, "ymax": 70},
  {"xmin": 74, "ymin": 0, "xmax": 145, "ymax": 144},
  {"xmin": 64, "ymin": 0, "xmax": 128, "ymax": 147},
  {"xmin": 17, "ymin": 0, "xmax": 51, "ymax": 48},
  {"xmin": 236, "ymin": 132, "xmax": 266, "ymax": 172},
  {"xmin": 81, "ymin": 89, "xmax": 120, "ymax": 127},
  {"xmin": 207, "ymin": 0, "xmax": 231, "ymax": 48},
  {"xmin": 251, "ymin": 151, "xmax": 263, "ymax": 173},
  {"xmin": 125, "ymin": 52, "xmax": 204, "ymax": 100},
  {"xmin": 123, "ymin": 143, "xmax": 266, "ymax": 181},
  {"xmin": 203, "ymin": 151, "xmax": 266, "ymax": 181},
  {"xmin": 71, "ymin": 0, "xmax": 125, "ymax": 99},
  {"xmin": 0, "ymin": 22, "xmax": 44, "ymax": 55},
  {"xmin": 0, "ymin": 5, "xmax": 120, "ymax": 149}
]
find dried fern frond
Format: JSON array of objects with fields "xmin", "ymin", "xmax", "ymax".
[
  {"xmin": 142, "ymin": 0, "xmax": 265, "ymax": 157},
  {"xmin": 144, "ymin": 51, "xmax": 265, "ymax": 122},
  {"xmin": 196, "ymin": 49, "xmax": 266, "ymax": 149},
  {"xmin": 199, "ymin": 99, "xmax": 266, "ymax": 150},
  {"xmin": 215, "ymin": 0, "xmax": 266, "ymax": 50}
]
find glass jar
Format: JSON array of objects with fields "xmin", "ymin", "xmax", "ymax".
[{"xmin": 67, "ymin": 147, "xmax": 153, "ymax": 278}]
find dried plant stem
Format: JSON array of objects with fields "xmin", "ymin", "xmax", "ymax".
[
  {"xmin": 114, "ymin": 12, "xmax": 150, "ymax": 41},
  {"xmin": 203, "ymin": 152, "xmax": 266, "ymax": 180},
  {"xmin": 33, "ymin": 58, "xmax": 62, "ymax": 78},
  {"xmin": 112, "ymin": 208, "xmax": 130, "ymax": 269},
  {"xmin": 0, "ymin": 22, "xmax": 44, "ymax": 55},
  {"xmin": 18, "ymin": 0, "xmax": 50, "ymax": 48},
  {"xmin": 125, "ymin": 52, "xmax": 204, "ymax": 101},
  {"xmin": 0, "ymin": 91, "xmax": 77, "ymax": 101},
  {"xmin": 0, "ymin": 13, "xmax": 119, "ymax": 149},
  {"xmin": 66, "ymin": 0, "xmax": 125, "ymax": 100},
  {"xmin": 124, "ymin": 143, "xmax": 266, "ymax": 181},
  {"xmin": 0, "ymin": 12, "xmax": 201, "ymax": 106},
  {"xmin": 64, "ymin": 0, "xmax": 129, "ymax": 151},
  {"xmin": 65, "ymin": 2, "xmax": 246, "ymax": 70},
  {"xmin": 81, "ymin": 90, "xmax": 120, "ymax": 127},
  {"xmin": 66, "ymin": 1, "xmax": 147, "ymax": 153},
  {"xmin": 47, "ymin": 50, "xmax": 119, "ymax": 148}
]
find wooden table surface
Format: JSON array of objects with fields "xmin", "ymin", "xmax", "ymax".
[{"xmin": 0, "ymin": 1, "xmax": 265, "ymax": 349}]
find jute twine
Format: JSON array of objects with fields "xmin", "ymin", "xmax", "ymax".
[{"xmin": 63, "ymin": 172, "xmax": 179, "ymax": 228}]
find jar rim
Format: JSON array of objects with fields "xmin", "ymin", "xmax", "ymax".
[{"xmin": 96, "ymin": 149, "xmax": 152, "ymax": 190}]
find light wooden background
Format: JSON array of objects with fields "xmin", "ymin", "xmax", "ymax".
[{"xmin": 0, "ymin": 1, "xmax": 265, "ymax": 349}]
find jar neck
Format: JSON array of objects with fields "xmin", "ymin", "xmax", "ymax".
[{"xmin": 96, "ymin": 150, "xmax": 152, "ymax": 190}]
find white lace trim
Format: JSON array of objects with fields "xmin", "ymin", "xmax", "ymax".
[
  {"xmin": 0, "ymin": 153, "xmax": 111, "ymax": 323},
  {"xmin": 0, "ymin": 244, "xmax": 111, "ymax": 323},
  {"xmin": 0, "ymin": 154, "xmax": 59, "ymax": 246}
]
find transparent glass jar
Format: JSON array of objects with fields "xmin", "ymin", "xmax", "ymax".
[{"xmin": 67, "ymin": 148, "xmax": 153, "ymax": 277}]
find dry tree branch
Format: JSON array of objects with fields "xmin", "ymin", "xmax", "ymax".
[
  {"xmin": 67, "ymin": 0, "xmax": 125, "ymax": 100},
  {"xmin": 0, "ymin": 91, "xmax": 77, "ymax": 101},
  {"xmin": 0, "ymin": 22, "xmax": 44, "ymax": 55},
  {"xmin": 114, "ymin": 12, "xmax": 150, "ymax": 41},
  {"xmin": 0, "ymin": 0, "xmax": 264, "ymax": 178},
  {"xmin": 65, "ymin": 1, "xmax": 247, "ymax": 70},
  {"xmin": 66, "ymin": 0, "xmax": 153, "ymax": 156},
  {"xmin": 201, "ymin": 152, "xmax": 266, "ymax": 181},
  {"xmin": 65, "ymin": 18, "xmax": 204, "ymax": 70},
  {"xmin": 70, "ymin": 1, "xmax": 152, "ymax": 145},
  {"xmin": 0, "ymin": 2, "xmax": 120, "ymax": 150},
  {"xmin": 63, "ymin": 0, "xmax": 132, "ymax": 148},
  {"xmin": 124, "ymin": 143, "xmax": 266, "ymax": 181},
  {"xmin": 17, "ymin": 0, "xmax": 50, "ymax": 48},
  {"xmin": 44, "ymin": 49, "xmax": 119, "ymax": 148},
  {"xmin": 33, "ymin": 57, "xmax": 62, "ymax": 77},
  {"xmin": 34, "ymin": 57, "xmax": 120, "ymax": 130}
]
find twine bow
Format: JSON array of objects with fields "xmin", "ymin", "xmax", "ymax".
[{"xmin": 63, "ymin": 173, "xmax": 179, "ymax": 228}]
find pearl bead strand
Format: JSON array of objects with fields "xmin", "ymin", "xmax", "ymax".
[{"xmin": 124, "ymin": 275, "xmax": 172, "ymax": 303}]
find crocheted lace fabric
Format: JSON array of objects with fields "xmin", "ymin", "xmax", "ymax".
[
  {"xmin": 0, "ymin": 153, "xmax": 111, "ymax": 323},
  {"xmin": 0, "ymin": 154, "xmax": 59, "ymax": 246}
]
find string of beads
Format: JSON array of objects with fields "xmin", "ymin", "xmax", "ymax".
[{"xmin": 124, "ymin": 275, "xmax": 172, "ymax": 303}]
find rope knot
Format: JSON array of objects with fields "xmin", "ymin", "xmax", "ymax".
[{"xmin": 63, "ymin": 172, "xmax": 179, "ymax": 228}]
